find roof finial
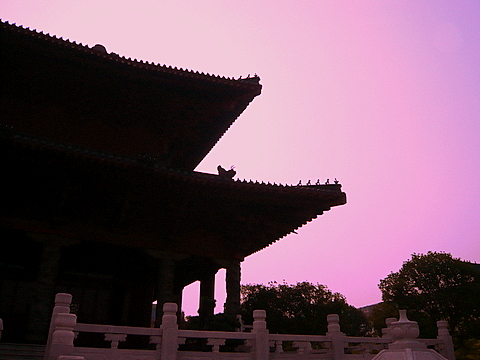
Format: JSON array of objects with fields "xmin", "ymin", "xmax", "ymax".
[{"xmin": 92, "ymin": 44, "xmax": 107, "ymax": 54}]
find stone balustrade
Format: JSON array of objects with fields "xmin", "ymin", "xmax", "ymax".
[{"xmin": 44, "ymin": 293, "xmax": 455, "ymax": 360}]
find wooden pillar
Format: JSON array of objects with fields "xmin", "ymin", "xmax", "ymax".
[
  {"xmin": 26, "ymin": 239, "xmax": 62, "ymax": 343},
  {"xmin": 175, "ymin": 286, "xmax": 183, "ymax": 320},
  {"xmin": 224, "ymin": 260, "xmax": 241, "ymax": 316},
  {"xmin": 155, "ymin": 258, "xmax": 176, "ymax": 327},
  {"xmin": 198, "ymin": 271, "xmax": 216, "ymax": 325}
]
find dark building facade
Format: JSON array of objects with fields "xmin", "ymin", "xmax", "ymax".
[{"xmin": 0, "ymin": 20, "xmax": 346, "ymax": 344}]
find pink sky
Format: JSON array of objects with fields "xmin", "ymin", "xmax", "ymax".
[{"xmin": 2, "ymin": 1, "xmax": 480, "ymax": 316}]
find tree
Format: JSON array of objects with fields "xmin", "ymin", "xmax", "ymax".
[
  {"xmin": 240, "ymin": 281, "xmax": 369, "ymax": 336},
  {"xmin": 378, "ymin": 252, "xmax": 480, "ymax": 349}
]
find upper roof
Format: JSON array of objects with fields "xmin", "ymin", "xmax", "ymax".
[{"xmin": 0, "ymin": 20, "xmax": 262, "ymax": 170}]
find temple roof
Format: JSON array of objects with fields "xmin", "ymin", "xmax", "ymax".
[
  {"xmin": 1, "ymin": 128, "xmax": 346, "ymax": 259},
  {"xmin": 0, "ymin": 20, "xmax": 346, "ymax": 261},
  {"xmin": 0, "ymin": 20, "xmax": 260, "ymax": 86},
  {"xmin": 0, "ymin": 20, "xmax": 262, "ymax": 171}
]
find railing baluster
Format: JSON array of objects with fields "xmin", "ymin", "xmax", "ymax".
[
  {"xmin": 208, "ymin": 338, "xmax": 226, "ymax": 352},
  {"xmin": 104, "ymin": 333, "xmax": 127, "ymax": 349}
]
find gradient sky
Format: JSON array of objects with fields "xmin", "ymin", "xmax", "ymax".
[{"xmin": 2, "ymin": 1, "xmax": 480, "ymax": 317}]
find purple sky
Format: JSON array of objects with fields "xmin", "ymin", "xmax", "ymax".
[{"xmin": 2, "ymin": 1, "xmax": 480, "ymax": 316}]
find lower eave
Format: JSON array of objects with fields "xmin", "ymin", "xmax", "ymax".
[{"xmin": 1, "ymin": 131, "xmax": 346, "ymax": 259}]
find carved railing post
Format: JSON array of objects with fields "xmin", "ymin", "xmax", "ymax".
[
  {"xmin": 48, "ymin": 313, "xmax": 77, "ymax": 360},
  {"xmin": 160, "ymin": 303, "xmax": 180, "ymax": 360},
  {"xmin": 45, "ymin": 293, "xmax": 72, "ymax": 359},
  {"xmin": 252, "ymin": 310, "xmax": 269, "ymax": 360},
  {"xmin": 437, "ymin": 320, "xmax": 455, "ymax": 360},
  {"xmin": 327, "ymin": 314, "xmax": 346, "ymax": 360},
  {"xmin": 372, "ymin": 310, "xmax": 449, "ymax": 360}
]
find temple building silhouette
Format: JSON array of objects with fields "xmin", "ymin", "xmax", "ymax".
[{"xmin": 0, "ymin": 20, "xmax": 346, "ymax": 344}]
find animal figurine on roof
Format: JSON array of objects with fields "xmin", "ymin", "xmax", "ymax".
[{"xmin": 217, "ymin": 165, "xmax": 236, "ymax": 179}]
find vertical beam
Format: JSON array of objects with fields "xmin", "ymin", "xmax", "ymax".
[
  {"xmin": 198, "ymin": 271, "xmax": 216, "ymax": 326},
  {"xmin": 224, "ymin": 260, "xmax": 241, "ymax": 316},
  {"xmin": 26, "ymin": 239, "xmax": 62, "ymax": 343},
  {"xmin": 155, "ymin": 258, "xmax": 176, "ymax": 327},
  {"xmin": 175, "ymin": 285, "xmax": 184, "ymax": 321}
]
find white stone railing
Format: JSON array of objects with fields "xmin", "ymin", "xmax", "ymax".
[{"xmin": 44, "ymin": 293, "xmax": 455, "ymax": 360}]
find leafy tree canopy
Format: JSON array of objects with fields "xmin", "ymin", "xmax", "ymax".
[
  {"xmin": 240, "ymin": 281, "xmax": 369, "ymax": 336},
  {"xmin": 378, "ymin": 251, "xmax": 480, "ymax": 341}
]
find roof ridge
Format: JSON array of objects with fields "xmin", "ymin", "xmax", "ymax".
[
  {"xmin": 1, "ymin": 127, "xmax": 342, "ymax": 194},
  {"xmin": 0, "ymin": 19, "xmax": 261, "ymax": 88}
]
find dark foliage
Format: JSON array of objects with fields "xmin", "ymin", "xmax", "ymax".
[
  {"xmin": 377, "ymin": 251, "xmax": 480, "ymax": 358},
  {"xmin": 240, "ymin": 281, "xmax": 370, "ymax": 336},
  {"xmin": 184, "ymin": 312, "xmax": 238, "ymax": 332}
]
